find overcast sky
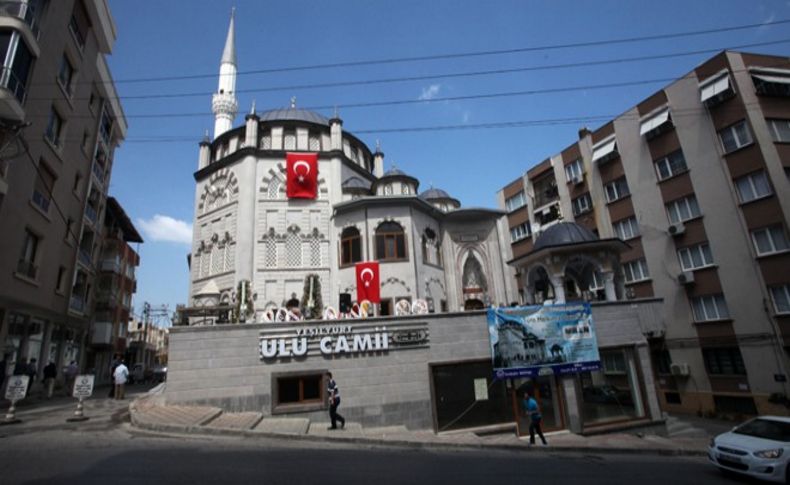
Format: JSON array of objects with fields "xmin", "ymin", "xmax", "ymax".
[{"xmin": 104, "ymin": 0, "xmax": 790, "ymax": 321}]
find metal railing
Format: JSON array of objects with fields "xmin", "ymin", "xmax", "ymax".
[
  {"xmin": 91, "ymin": 161, "xmax": 105, "ymax": 184},
  {"xmin": 84, "ymin": 204, "xmax": 97, "ymax": 224},
  {"xmin": 16, "ymin": 258, "xmax": 36, "ymax": 279},
  {"xmin": 78, "ymin": 248, "xmax": 92, "ymax": 267},
  {"xmin": 0, "ymin": 1, "xmax": 40, "ymax": 37},
  {"xmin": 69, "ymin": 295, "xmax": 85, "ymax": 313}
]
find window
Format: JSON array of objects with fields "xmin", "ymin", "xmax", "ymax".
[
  {"xmin": 308, "ymin": 133, "xmax": 321, "ymax": 151},
  {"xmin": 654, "ymin": 150, "xmax": 687, "ymax": 181},
  {"xmin": 18, "ymin": 229, "xmax": 40, "ymax": 279},
  {"xmin": 402, "ymin": 184, "xmax": 410, "ymax": 195},
  {"xmin": 700, "ymin": 71, "xmax": 734, "ymax": 106},
  {"xmin": 718, "ymin": 120, "xmax": 753, "ymax": 153},
  {"xmin": 604, "ymin": 177, "xmax": 630, "ymax": 203},
  {"xmin": 69, "ymin": 0, "xmax": 91, "ymax": 50},
  {"xmin": 283, "ymin": 130, "xmax": 295, "ymax": 150},
  {"xmin": 276, "ymin": 374, "xmax": 322, "ymax": 405},
  {"xmin": 375, "ymin": 221, "xmax": 406, "ymax": 261},
  {"xmin": 572, "ymin": 193, "xmax": 592, "ymax": 216},
  {"xmin": 602, "ymin": 351, "xmax": 627, "ymax": 374},
  {"xmin": 753, "ymin": 72, "xmax": 790, "ymax": 97},
  {"xmin": 340, "ymin": 227, "xmax": 361, "ymax": 266},
  {"xmin": 565, "ymin": 159, "xmax": 583, "ymax": 182},
  {"xmin": 422, "ymin": 228, "xmax": 440, "ymax": 265},
  {"xmin": 677, "ymin": 243, "xmax": 714, "ymax": 271},
  {"xmin": 72, "ymin": 173, "xmax": 82, "ymax": 194},
  {"xmin": 56, "ymin": 266, "xmax": 66, "ymax": 293},
  {"xmin": 612, "ymin": 217, "xmax": 640, "ymax": 240},
  {"xmin": 666, "ymin": 195, "xmax": 701, "ymax": 224},
  {"xmin": 0, "ymin": 30, "xmax": 34, "ymax": 104},
  {"xmin": 57, "ymin": 55, "xmax": 74, "ymax": 95},
  {"xmin": 99, "ymin": 108, "xmax": 113, "ymax": 145},
  {"xmin": 592, "ymin": 137, "xmax": 618, "ymax": 163},
  {"xmin": 691, "ymin": 294, "xmax": 730, "ymax": 322},
  {"xmin": 384, "ymin": 184, "xmax": 393, "ymax": 196},
  {"xmin": 735, "ymin": 171, "xmax": 772, "ymax": 203},
  {"xmin": 703, "ymin": 348, "xmax": 746, "ymax": 375},
  {"xmin": 623, "ymin": 259, "xmax": 650, "ymax": 283},
  {"xmin": 505, "ymin": 191, "xmax": 526, "ymax": 212},
  {"xmin": 31, "ymin": 161, "xmax": 55, "ymax": 213},
  {"xmin": 510, "ymin": 222, "xmax": 530, "ymax": 242},
  {"xmin": 770, "ymin": 285, "xmax": 790, "ymax": 314},
  {"xmin": 639, "ymin": 108, "xmax": 672, "ymax": 137},
  {"xmin": 751, "ymin": 226, "xmax": 790, "ymax": 256},
  {"xmin": 45, "ymin": 107, "xmax": 63, "ymax": 147},
  {"xmin": 653, "ymin": 350, "xmax": 672, "ymax": 375},
  {"xmin": 767, "ymin": 119, "xmax": 790, "ymax": 142}
]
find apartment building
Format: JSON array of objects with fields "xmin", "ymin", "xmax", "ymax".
[
  {"xmin": 497, "ymin": 51, "xmax": 790, "ymax": 417},
  {"xmin": 0, "ymin": 0, "xmax": 127, "ymax": 381},
  {"xmin": 90, "ymin": 196, "xmax": 141, "ymax": 384}
]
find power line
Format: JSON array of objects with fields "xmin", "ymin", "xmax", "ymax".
[
  {"xmin": 29, "ymin": 18, "xmax": 790, "ymax": 88},
  {"xmin": 25, "ymin": 38, "xmax": 790, "ymax": 103}
]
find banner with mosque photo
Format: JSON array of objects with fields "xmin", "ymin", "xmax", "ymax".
[{"xmin": 487, "ymin": 303, "xmax": 601, "ymax": 379}]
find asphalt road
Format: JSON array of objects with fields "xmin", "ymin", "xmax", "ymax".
[{"xmin": 0, "ymin": 389, "xmax": 748, "ymax": 485}]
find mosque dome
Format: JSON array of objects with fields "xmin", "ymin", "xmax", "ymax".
[
  {"xmin": 258, "ymin": 108, "xmax": 330, "ymax": 126},
  {"xmin": 533, "ymin": 222, "xmax": 598, "ymax": 251}
]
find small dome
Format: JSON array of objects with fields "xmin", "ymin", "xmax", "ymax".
[
  {"xmin": 381, "ymin": 168, "xmax": 411, "ymax": 178},
  {"xmin": 258, "ymin": 108, "xmax": 330, "ymax": 126},
  {"xmin": 533, "ymin": 222, "xmax": 598, "ymax": 251},
  {"xmin": 419, "ymin": 188, "xmax": 453, "ymax": 200},
  {"xmin": 341, "ymin": 176, "xmax": 370, "ymax": 192}
]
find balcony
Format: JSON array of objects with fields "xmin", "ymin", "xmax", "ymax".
[
  {"xmin": 100, "ymin": 258, "xmax": 122, "ymax": 274},
  {"xmin": 77, "ymin": 248, "xmax": 92, "ymax": 268},
  {"xmin": 0, "ymin": 1, "xmax": 41, "ymax": 38},
  {"xmin": 16, "ymin": 258, "xmax": 36, "ymax": 279},
  {"xmin": 91, "ymin": 321, "xmax": 112, "ymax": 346},
  {"xmin": 85, "ymin": 204, "xmax": 98, "ymax": 224},
  {"xmin": 91, "ymin": 161, "xmax": 105, "ymax": 186},
  {"xmin": 69, "ymin": 295, "xmax": 85, "ymax": 313}
]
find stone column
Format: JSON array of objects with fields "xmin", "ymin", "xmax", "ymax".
[
  {"xmin": 561, "ymin": 376, "xmax": 583, "ymax": 433},
  {"xmin": 244, "ymin": 112, "xmax": 259, "ymax": 148},
  {"xmin": 329, "ymin": 117, "xmax": 343, "ymax": 151},
  {"xmin": 603, "ymin": 270, "xmax": 617, "ymax": 301},
  {"xmin": 550, "ymin": 273, "xmax": 566, "ymax": 303},
  {"xmin": 198, "ymin": 135, "xmax": 211, "ymax": 170}
]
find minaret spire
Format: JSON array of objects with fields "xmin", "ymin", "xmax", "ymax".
[{"xmin": 212, "ymin": 8, "xmax": 239, "ymax": 139}]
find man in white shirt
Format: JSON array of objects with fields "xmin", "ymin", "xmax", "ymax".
[{"xmin": 113, "ymin": 360, "xmax": 129, "ymax": 400}]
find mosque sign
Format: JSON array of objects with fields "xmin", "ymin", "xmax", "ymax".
[
  {"xmin": 487, "ymin": 303, "xmax": 600, "ymax": 379},
  {"xmin": 259, "ymin": 321, "xmax": 429, "ymax": 360}
]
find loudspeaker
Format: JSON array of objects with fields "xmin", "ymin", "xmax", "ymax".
[{"xmin": 339, "ymin": 293, "xmax": 352, "ymax": 313}]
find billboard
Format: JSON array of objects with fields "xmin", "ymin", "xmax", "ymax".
[{"xmin": 487, "ymin": 303, "xmax": 601, "ymax": 379}]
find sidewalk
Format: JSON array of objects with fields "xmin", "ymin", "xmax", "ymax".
[{"xmin": 130, "ymin": 387, "xmax": 711, "ymax": 456}]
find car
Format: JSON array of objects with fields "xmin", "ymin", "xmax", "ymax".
[
  {"xmin": 708, "ymin": 415, "xmax": 790, "ymax": 483},
  {"xmin": 152, "ymin": 365, "xmax": 167, "ymax": 383}
]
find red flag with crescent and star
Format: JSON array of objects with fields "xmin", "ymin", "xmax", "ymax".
[
  {"xmin": 286, "ymin": 152, "xmax": 318, "ymax": 199},
  {"xmin": 355, "ymin": 261, "xmax": 380, "ymax": 303}
]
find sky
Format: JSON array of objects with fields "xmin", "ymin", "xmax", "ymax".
[{"xmin": 103, "ymin": 0, "xmax": 790, "ymax": 322}]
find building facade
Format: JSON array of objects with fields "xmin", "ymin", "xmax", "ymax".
[
  {"xmin": 0, "ymin": 0, "xmax": 127, "ymax": 383},
  {"xmin": 187, "ymin": 13, "xmax": 517, "ymax": 323},
  {"xmin": 90, "ymin": 196, "xmax": 142, "ymax": 384},
  {"xmin": 498, "ymin": 51, "xmax": 790, "ymax": 417}
]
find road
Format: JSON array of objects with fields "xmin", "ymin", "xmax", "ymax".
[{"xmin": 0, "ymin": 388, "xmax": 742, "ymax": 485}]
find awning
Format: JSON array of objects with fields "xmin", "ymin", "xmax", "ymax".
[
  {"xmin": 592, "ymin": 138, "xmax": 617, "ymax": 163},
  {"xmin": 700, "ymin": 73, "xmax": 731, "ymax": 103},
  {"xmin": 639, "ymin": 108, "xmax": 671, "ymax": 136},
  {"xmin": 752, "ymin": 73, "xmax": 790, "ymax": 85}
]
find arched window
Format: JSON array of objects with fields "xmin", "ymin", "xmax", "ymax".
[
  {"xmin": 310, "ymin": 235, "xmax": 321, "ymax": 267},
  {"xmin": 260, "ymin": 129, "xmax": 272, "ymax": 149},
  {"xmin": 267, "ymin": 177, "xmax": 282, "ymax": 199},
  {"xmin": 384, "ymin": 184, "xmax": 393, "ymax": 196},
  {"xmin": 285, "ymin": 228, "xmax": 302, "ymax": 267},
  {"xmin": 284, "ymin": 130, "xmax": 296, "ymax": 150},
  {"xmin": 309, "ymin": 132, "xmax": 321, "ymax": 151},
  {"xmin": 375, "ymin": 221, "xmax": 406, "ymax": 261},
  {"xmin": 340, "ymin": 227, "xmax": 361, "ymax": 266}
]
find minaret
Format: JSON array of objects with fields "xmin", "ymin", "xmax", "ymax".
[{"xmin": 212, "ymin": 8, "xmax": 238, "ymax": 139}]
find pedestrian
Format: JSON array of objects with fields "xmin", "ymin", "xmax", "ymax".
[
  {"xmin": 108, "ymin": 354, "xmax": 120, "ymax": 398},
  {"xmin": 326, "ymin": 372, "xmax": 345, "ymax": 430},
  {"xmin": 43, "ymin": 361, "xmax": 57, "ymax": 399},
  {"xmin": 113, "ymin": 359, "xmax": 129, "ymax": 400},
  {"xmin": 523, "ymin": 390, "xmax": 547, "ymax": 446},
  {"xmin": 64, "ymin": 360, "xmax": 79, "ymax": 397},
  {"xmin": 25, "ymin": 358, "xmax": 37, "ymax": 397}
]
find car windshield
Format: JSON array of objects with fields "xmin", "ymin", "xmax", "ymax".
[{"xmin": 733, "ymin": 419, "xmax": 790, "ymax": 442}]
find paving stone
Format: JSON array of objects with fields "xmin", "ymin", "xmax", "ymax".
[{"xmin": 204, "ymin": 411, "xmax": 263, "ymax": 430}]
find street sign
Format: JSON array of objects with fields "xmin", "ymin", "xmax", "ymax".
[
  {"xmin": 4, "ymin": 375, "xmax": 28, "ymax": 401},
  {"xmin": 72, "ymin": 375, "xmax": 94, "ymax": 398}
]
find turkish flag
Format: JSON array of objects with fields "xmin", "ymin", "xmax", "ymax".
[
  {"xmin": 355, "ymin": 261, "xmax": 380, "ymax": 303},
  {"xmin": 286, "ymin": 152, "xmax": 318, "ymax": 199}
]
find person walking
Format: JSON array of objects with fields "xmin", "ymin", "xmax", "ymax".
[
  {"xmin": 25, "ymin": 358, "xmax": 37, "ymax": 397},
  {"xmin": 108, "ymin": 354, "xmax": 120, "ymax": 398},
  {"xmin": 64, "ymin": 361, "xmax": 79, "ymax": 397},
  {"xmin": 43, "ymin": 361, "xmax": 57, "ymax": 399},
  {"xmin": 113, "ymin": 360, "xmax": 129, "ymax": 400},
  {"xmin": 523, "ymin": 390, "xmax": 547, "ymax": 446},
  {"xmin": 326, "ymin": 372, "xmax": 345, "ymax": 430}
]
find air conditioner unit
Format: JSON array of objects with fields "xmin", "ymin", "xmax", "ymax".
[
  {"xmin": 670, "ymin": 363, "xmax": 690, "ymax": 377},
  {"xmin": 570, "ymin": 174, "xmax": 583, "ymax": 185},
  {"xmin": 668, "ymin": 223, "xmax": 686, "ymax": 237},
  {"xmin": 678, "ymin": 271, "xmax": 695, "ymax": 286}
]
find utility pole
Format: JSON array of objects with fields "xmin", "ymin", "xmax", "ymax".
[{"xmin": 141, "ymin": 302, "xmax": 150, "ymax": 367}]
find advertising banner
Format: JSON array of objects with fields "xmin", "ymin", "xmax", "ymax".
[{"xmin": 488, "ymin": 303, "xmax": 601, "ymax": 379}]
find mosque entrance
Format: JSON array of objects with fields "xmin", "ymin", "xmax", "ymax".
[{"xmin": 464, "ymin": 299, "xmax": 485, "ymax": 310}]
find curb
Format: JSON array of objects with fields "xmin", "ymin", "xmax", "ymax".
[{"xmin": 128, "ymin": 406, "xmax": 708, "ymax": 457}]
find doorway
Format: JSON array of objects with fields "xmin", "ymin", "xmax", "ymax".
[{"xmin": 511, "ymin": 375, "xmax": 565, "ymax": 436}]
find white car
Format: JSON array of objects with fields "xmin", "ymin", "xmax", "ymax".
[{"xmin": 708, "ymin": 416, "xmax": 790, "ymax": 483}]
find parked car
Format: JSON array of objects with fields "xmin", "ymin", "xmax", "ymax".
[
  {"xmin": 708, "ymin": 416, "xmax": 790, "ymax": 482},
  {"xmin": 152, "ymin": 365, "xmax": 167, "ymax": 383}
]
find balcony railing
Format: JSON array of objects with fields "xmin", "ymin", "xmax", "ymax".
[
  {"xmin": 69, "ymin": 295, "xmax": 85, "ymax": 313},
  {"xmin": 78, "ymin": 248, "xmax": 92, "ymax": 267},
  {"xmin": 85, "ymin": 204, "xmax": 97, "ymax": 224},
  {"xmin": 100, "ymin": 258, "xmax": 122, "ymax": 274},
  {"xmin": 91, "ymin": 161, "xmax": 105, "ymax": 185},
  {"xmin": 0, "ymin": 1, "xmax": 40, "ymax": 37},
  {"xmin": 16, "ymin": 258, "xmax": 36, "ymax": 279},
  {"xmin": 0, "ymin": 66, "xmax": 27, "ymax": 104}
]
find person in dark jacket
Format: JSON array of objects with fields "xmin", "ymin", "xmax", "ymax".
[
  {"xmin": 43, "ymin": 361, "xmax": 57, "ymax": 398},
  {"xmin": 25, "ymin": 358, "xmax": 37, "ymax": 397},
  {"xmin": 326, "ymin": 372, "xmax": 346, "ymax": 430}
]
